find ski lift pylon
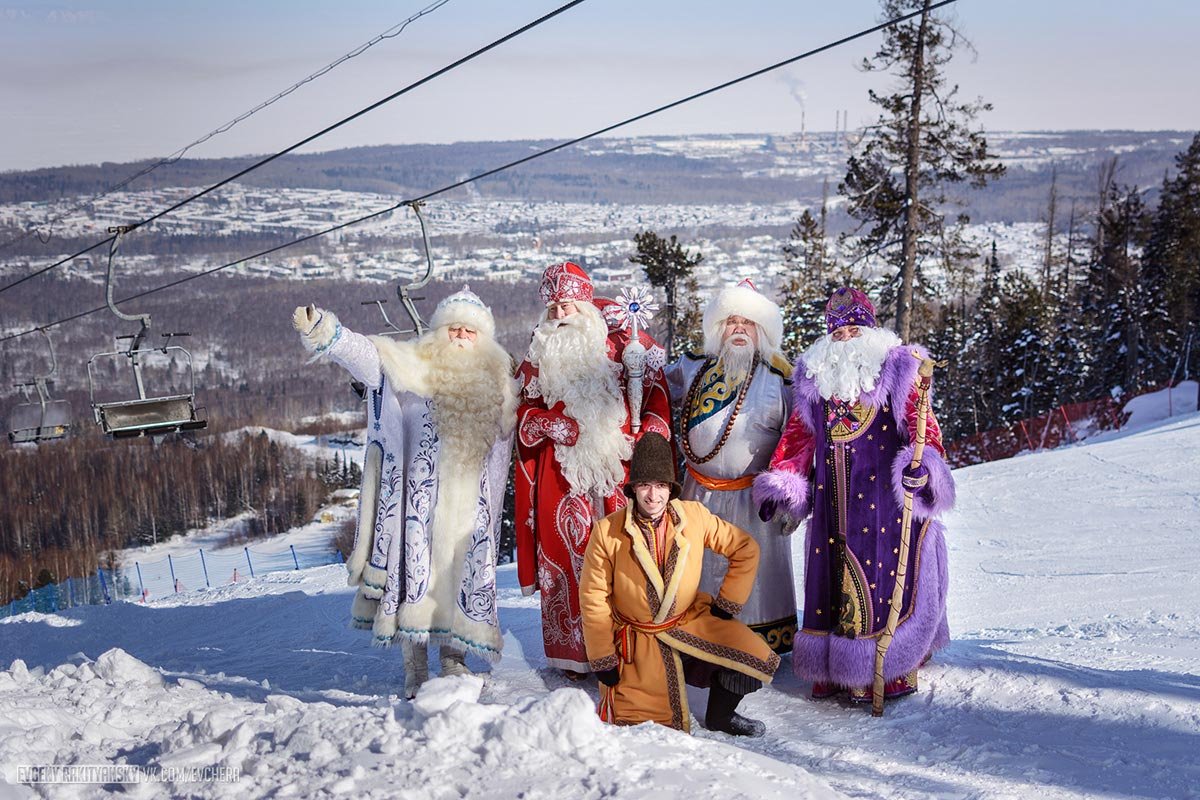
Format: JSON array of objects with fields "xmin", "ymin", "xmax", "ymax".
[
  {"xmin": 87, "ymin": 226, "xmax": 207, "ymax": 438},
  {"xmin": 7, "ymin": 327, "xmax": 73, "ymax": 444}
]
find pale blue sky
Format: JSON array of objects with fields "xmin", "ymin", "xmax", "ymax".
[{"xmin": 2, "ymin": 0, "xmax": 1198, "ymax": 171}]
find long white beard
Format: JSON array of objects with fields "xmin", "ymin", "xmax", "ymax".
[
  {"xmin": 528, "ymin": 304, "xmax": 631, "ymax": 498},
  {"xmin": 419, "ymin": 334, "xmax": 512, "ymax": 471},
  {"xmin": 802, "ymin": 326, "xmax": 902, "ymax": 403},
  {"xmin": 715, "ymin": 339, "xmax": 757, "ymax": 387}
]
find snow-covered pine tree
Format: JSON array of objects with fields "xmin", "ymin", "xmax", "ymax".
[
  {"xmin": 963, "ymin": 242, "xmax": 1005, "ymax": 432},
  {"xmin": 995, "ymin": 271, "xmax": 1052, "ymax": 422},
  {"xmin": 923, "ymin": 222, "xmax": 979, "ymax": 441},
  {"xmin": 1142, "ymin": 132, "xmax": 1200, "ymax": 385},
  {"xmin": 839, "ymin": 0, "xmax": 1004, "ymax": 341},
  {"xmin": 674, "ymin": 273, "xmax": 705, "ymax": 357},
  {"xmin": 1081, "ymin": 183, "xmax": 1150, "ymax": 399},
  {"xmin": 779, "ymin": 198, "xmax": 838, "ymax": 359}
]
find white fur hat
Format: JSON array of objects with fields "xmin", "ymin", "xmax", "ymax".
[
  {"xmin": 430, "ymin": 286, "xmax": 495, "ymax": 339},
  {"xmin": 702, "ymin": 279, "xmax": 783, "ymax": 355}
]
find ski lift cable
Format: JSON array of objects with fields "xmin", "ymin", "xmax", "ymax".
[
  {"xmin": 0, "ymin": 0, "xmax": 452, "ymax": 254},
  {"xmin": 0, "ymin": 0, "xmax": 959, "ymax": 345},
  {"xmin": 0, "ymin": 0, "xmax": 590, "ymax": 294}
]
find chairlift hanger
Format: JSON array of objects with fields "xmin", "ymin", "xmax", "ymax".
[
  {"xmin": 6, "ymin": 327, "xmax": 72, "ymax": 444},
  {"xmin": 363, "ymin": 200, "xmax": 436, "ymax": 337},
  {"xmin": 86, "ymin": 226, "xmax": 208, "ymax": 438},
  {"xmin": 352, "ymin": 201, "xmax": 438, "ymax": 399}
]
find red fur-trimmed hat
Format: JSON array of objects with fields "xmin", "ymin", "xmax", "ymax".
[
  {"xmin": 825, "ymin": 286, "xmax": 876, "ymax": 333},
  {"xmin": 538, "ymin": 261, "xmax": 593, "ymax": 306}
]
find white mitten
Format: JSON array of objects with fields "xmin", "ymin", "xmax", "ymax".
[{"xmin": 292, "ymin": 304, "xmax": 340, "ymax": 352}]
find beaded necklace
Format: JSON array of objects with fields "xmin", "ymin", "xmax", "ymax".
[{"xmin": 681, "ymin": 354, "xmax": 759, "ymax": 465}]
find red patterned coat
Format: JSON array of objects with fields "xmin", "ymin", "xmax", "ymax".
[{"xmin": 515, "ymin": 318, "xmax": 671, "ymax": 672}]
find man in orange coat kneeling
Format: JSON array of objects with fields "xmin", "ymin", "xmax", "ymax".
[{"xmin": 579, "ymin": 433, "xmax": 781, "ymax": 736}]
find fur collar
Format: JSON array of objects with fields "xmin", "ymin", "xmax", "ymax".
[{"xmin": 792, "ymin": 343, "xmax": 928, "ymax": 438}]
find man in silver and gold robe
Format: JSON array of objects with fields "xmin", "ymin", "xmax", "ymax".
[{"xmin": 665, "ymin": 279, "xmax": 798, "ymax": 654}]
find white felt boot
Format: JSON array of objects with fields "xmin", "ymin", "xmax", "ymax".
[
  {"xmin": 402, "ymin": 641, "xmax": 429, "ymax": 699},
  {"xmin": 439, "ymin": 645, "xmax": 471, "ymax": 677}
]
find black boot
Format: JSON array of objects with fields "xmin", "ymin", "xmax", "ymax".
[{"xmin": 705, "ymin": 683, "xmax": 765, "ymax": 737}]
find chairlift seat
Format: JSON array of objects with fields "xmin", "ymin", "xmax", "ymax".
[
  {"xmin": 94, "ymin": 394, "xmax": 206, "ymax": 438},
  {"xmin": 7, "ymin": 399, "xmax": 71, "ymax": 444}
]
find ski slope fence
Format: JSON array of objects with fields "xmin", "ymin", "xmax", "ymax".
[
  {"xmin": 1, "ymin": 542, "xmax": 343, "ymax": 618},
  {"xmin": 945, "ymin": 395, "xmax": 1122, "ymax": 467},
  {"xmin": 945, "ymin": 380, "xmax": 1198, "ymax": 468}
]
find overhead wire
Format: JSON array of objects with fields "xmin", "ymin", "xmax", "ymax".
[
  {"xmin": 0, "ymin": 0, "xmax": 589, "ymax": 295},
  {"xmin": 0, "ymin": 0, "xmax": 452, "ymax": 254},
  {"xmin": 0, "ymin": 0, "xmax": 959, "ymax": 344}
]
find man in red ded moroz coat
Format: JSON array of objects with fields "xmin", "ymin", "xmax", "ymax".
[{"xmin": 515, "ymin": 261, "xmax": 672, "ymax": 677}]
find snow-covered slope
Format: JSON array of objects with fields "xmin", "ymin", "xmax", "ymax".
[{"xmin": 2, "ymin": 414, "xmax": 1198, "ymax": 798}]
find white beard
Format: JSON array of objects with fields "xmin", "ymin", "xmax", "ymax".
[
  {"xmin": 802, "ymin": 326, "xmax": 902, "ymax": 403},
  {"xmin": 528, "ymin": 303, "xmax": 632, "ymax": 498},
  {"xmin": 419, "ymin": 333, "xmax": 514, "ymax": 472},
  {"xmin": 715, "ymin": 338, "xmax": 757, "ymax": 387}
]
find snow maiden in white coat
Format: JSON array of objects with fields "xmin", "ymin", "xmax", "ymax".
[{"xmin": 293, "ymin": 288, "xmax": 516, "ymax": 697}]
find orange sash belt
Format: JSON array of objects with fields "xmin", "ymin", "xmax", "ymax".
[
  {"xmin": 613, "ymin": 607, "xmax": 686, "ymax": 664},
  {"xmin": 687, "ymin": 464, "xmax": 754, "ymax": 491},
  {"xmin": 599, "ymin": 608, "xmax": 686, "ymax": 723}
]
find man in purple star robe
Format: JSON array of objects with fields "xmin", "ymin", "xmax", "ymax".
[{"xmin": 753, "ymin": 287, "xmax": 955, "ymax": 703}]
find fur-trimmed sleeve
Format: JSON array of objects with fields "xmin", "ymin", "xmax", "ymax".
[
  {"xmin": 322, "ymin": 324, "xmax": 383, "ymax": 390},
  {"xmin": 890, "ymin": 375, "xmax": 954, "ymax": 517},
  {"xmin": 752, "ymin": 408, "xmax": 817, "ymax": 519}
]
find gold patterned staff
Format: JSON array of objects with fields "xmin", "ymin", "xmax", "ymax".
[{"xmin": 872, "ymin": 353, "xmax": 937, "ymax": 717}]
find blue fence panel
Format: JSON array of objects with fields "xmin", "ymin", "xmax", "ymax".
[{"xmin": 2, "ymin": 546, "xmax": 342, "ymax": 617}]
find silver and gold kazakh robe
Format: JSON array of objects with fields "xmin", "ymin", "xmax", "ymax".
[{"xmin": 666, "ymin": 352, "xmax": 798, "ymax": 653}]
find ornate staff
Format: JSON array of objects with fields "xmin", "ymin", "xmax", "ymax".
[
  {"xmin": 872, "ymin": 353, "xmax": 937, "ymax": 717},
  {"xmin": 613, "ymin": 287, "xmax": 659, "ymax": 434}
]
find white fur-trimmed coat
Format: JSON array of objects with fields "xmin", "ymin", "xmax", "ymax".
[{"xmin": 322, "ymin": 325, "xmax": 516, "ymax": 661}]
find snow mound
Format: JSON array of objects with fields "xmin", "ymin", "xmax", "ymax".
[
  {"xmin": 1120, "ymin": 380, "xmax": 1197, "ymax": 431},
  {"xmin": 0, "ymin": 649, "xmax": 839, "ymax": 799}
]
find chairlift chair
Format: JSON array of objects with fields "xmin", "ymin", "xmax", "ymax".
[
  {"xmin": 7, "ymin": 329, "xmax": 72, "ymax": 444},
  {"xmin": 87, "ymin": 226, "xmax": 208, "ymax": 438}
]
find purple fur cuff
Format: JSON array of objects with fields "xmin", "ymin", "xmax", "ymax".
[
  {"xmin": 753, "ymin": 469, "xmax": 811, "ymax": 520},
  {"xmin": 891, "ymin": 444, "xmax": 955, "ymax": 517},
  {"xmin": 796, "ymin": 521, "xmax": 951, "ymax": 687}
]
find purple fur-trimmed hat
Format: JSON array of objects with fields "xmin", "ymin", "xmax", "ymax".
[{"xmin": 825, "ymin": 287, "xmax": 876, "ymax": 333}]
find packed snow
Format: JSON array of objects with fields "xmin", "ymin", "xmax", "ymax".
[{"xmin": 2, "ymin": 411, "xmax": 1198, "ymax": 798}]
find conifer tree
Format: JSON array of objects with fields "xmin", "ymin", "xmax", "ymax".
[
  {"xmin": 1082, "ymin": 184, "xmax": 1150, "ymax": 397},
  {"xmin": 995, "ymin": 272, "xmax": 1048, "ymax": 421},
  {"xmin": 963, "ymin": 242, "xmax": 1004, "ymax": 431},
  {"xmin": 629, "ymin": 231, "xmax": 704, "ymax": 361},
  {"xmin": 779, "ymin": 199, "xmax": 838, "ymax": 358},
  {"xmin": 840, "ymin": 0, "xmax": 1004, "ymax": 341},
  {"xmin": 1143, "ymin": 132, "xmax": 1200, "ymax": 383}
]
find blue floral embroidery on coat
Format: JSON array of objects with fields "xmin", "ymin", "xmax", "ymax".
[
  {"xmin": 458, "ymin": 454, "xmax": 499, "ymax": 625},
  {"xmin": 403, "ymin": 400, "xmax": 438, "ymax": 604}
]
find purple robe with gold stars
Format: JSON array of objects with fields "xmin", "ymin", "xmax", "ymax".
[{"xmin": 753, "ymin": 344, "xmax": 956, "ymax": 690}]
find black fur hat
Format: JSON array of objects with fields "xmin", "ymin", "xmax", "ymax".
[{"xmin": 623, "ymin": 432, "xmax": 681, "ymax": 500}]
